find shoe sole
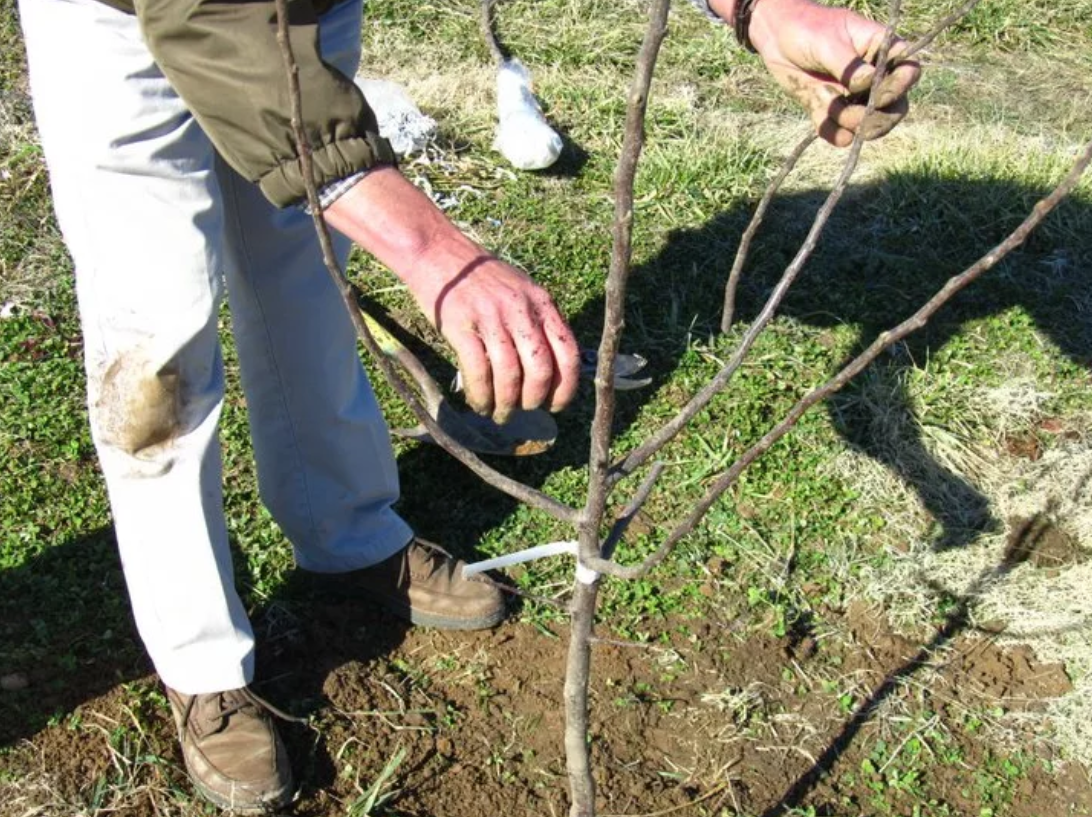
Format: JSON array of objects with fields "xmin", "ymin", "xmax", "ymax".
[
  {"xmin": 312, "ymin": 572, "xmax": 508, "ymax": 631},
  {"xmin": 383, "ymin": 596, "xmax": 507, "ymax": 631},
  {"xmin": 188, "ymin": 775, "xmax": 293, "ymax": 814}
]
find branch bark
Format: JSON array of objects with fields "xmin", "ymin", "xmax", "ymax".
[
  {"xmin": 272, "ymin": 0, "xmax": 578, "ymax": 525},
  {"xmin": 721, "ymin": 131, "xmax": 817, "ymax": 332},
  {"xmin": 566, "ymin": 2, "xmax": 671, "ymax": 815},
  {"xmin": 587, "ymin": 136, "xmax": 1092, "ymax": 580}
]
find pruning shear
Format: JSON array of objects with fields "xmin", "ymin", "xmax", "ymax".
[{"xmin": 579, "ymin": 347, "xmax": 652, "ymax": 391}]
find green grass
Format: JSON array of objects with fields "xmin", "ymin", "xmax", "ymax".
[{"xmin": 3, "ymin": 0, "xmax": 1092, "ymax": 813}]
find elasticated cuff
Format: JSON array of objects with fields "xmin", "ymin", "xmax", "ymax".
[{"xmin": 260, "ymin": 132, "xmax": 397, "ymax": 208}]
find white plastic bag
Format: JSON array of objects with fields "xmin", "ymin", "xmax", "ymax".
[
  {"xmin": 493, "ymin": 59, "xmax": 563, "ymax": 171},
  {"xmin": 355, "ymin": 78, "xmax": 438, "ymax": 156}
]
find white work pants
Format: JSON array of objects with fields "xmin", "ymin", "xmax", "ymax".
[{"xmin": 19, "ymin": 0, "xmax": 413, "ymax": 694}]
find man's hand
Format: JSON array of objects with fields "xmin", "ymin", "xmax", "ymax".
[
  {"xmin": 325, "ymin": 167, "xmax": 580, "ymax": 423},
  {"xmin": 715, "ymin": 0, "xmax": 921, "ymax": 146},
  {"xmin": 405, "ymin": 252, "xmax": 580, "ymax": 422}
]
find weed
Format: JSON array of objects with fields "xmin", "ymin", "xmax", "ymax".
[{"xmin": 348, "ymin": 746, "xmax": 407, "ymax": 817}]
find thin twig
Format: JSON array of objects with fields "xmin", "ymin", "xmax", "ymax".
[
  {"xmin": 602, "ymin": 462, "xmax": 665, "ymax": 560},
  {"xmin": 600, "ymin": 776, "xmax": 737, "ymax": 817},
  {"xmin": 587, "ymin": 635, "xmax": 658, "ymax": 650},
  {"xmin": 721, "ymin": 131, "xmax": 817, "ymax": 332},
  {"xmin": 610, "ymin": 6, "xmax": 902, "ymax": 489},
  {"xmin": 902, "ymin": 0, "xmax": 983, "ymax": 60},
  {"xmin": 272, "ymin": 0, "xmax": 578, "ymax": 525},
  {"xmin": 474, "ymin": 572, "xmax": 568, "ymax": 611},
  {"xmin": 591, "ymin": 136, "xmax": 1092, "ymax": 580}
]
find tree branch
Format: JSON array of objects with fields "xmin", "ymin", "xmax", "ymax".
[
  {"xmin": 721, "ymin": 131, "xmax": 817, "ymax": 332},
  {"xmin": 902, "ymin": 0, "xmax": 983, "ymax": 60},
  {"xmin": 580, "ymin": 0, "xmax": 672, "ymax": 549},
  {"xmin": 609, "ymin": 10, "xmax": 901, "ymax": 488},
  {"xmin": 602, "ymin": 462, "xmax": 665, "ymax": 560},
  {"xmin": 272, "ymin": 0, "xmax": 578, "ymax": 525},
  {"xmin": 566, "ymin": 3, "xmax": 671, "ymax": 815},
  {"xmin": 591, "ymin": 136, "xmax": 1092, "ymax": 580}
]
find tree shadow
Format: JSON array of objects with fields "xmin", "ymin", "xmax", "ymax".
[
  {"xmin": 392, "ymin": 170, "xmax": 1091, "ymax": 563},
  {"xmin": 758, "ymin": 502, "xmax": 1079, "ymax": 816}
]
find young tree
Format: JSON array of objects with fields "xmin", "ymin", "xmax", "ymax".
[{"xmin": 273, "ymin": 1, "xmax": 1092, "ymax": 813}]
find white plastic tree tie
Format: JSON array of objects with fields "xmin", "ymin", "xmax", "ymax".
[{"xmin": 462, "ymin": 540, "xmax": 599, "ymax": 585}]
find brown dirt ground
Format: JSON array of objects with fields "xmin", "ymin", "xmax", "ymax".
[{"xmin": 3, "ymin": 583, "xmax": 1091, "ymax": 817}]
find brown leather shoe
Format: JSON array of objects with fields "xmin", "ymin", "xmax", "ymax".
[
  {"xmin": 166, "ymin": 685, "xmax": 295, "ymax": 812},
  {"xmin": 330, "ymin": 538, "xmax": 506, "ymax": 630}
]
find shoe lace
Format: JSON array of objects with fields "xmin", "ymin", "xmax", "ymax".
[
  {"xmin": 181, "ymin": 687, "xmax": 306, "ymax": 735},
  {"xmin": 410, "ymin": 538, "xmax": 458, "ymax": 583}
]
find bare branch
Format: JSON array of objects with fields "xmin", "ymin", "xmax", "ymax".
[
  {"xmin": 721, "ymin": 131, "xmax": 817, "ymax": 332},
  {"xmin": 585, "ymin": 1, "xmax": 905, "ymax": 577},
  {"xmin": 594, "ymin": 136, "xmax": 1092, "ymax": 580},
  {"xmin": 602, "ymin": 462, "xmax": 665, "ymax": 560},
  {"xmin": 566, "ymin": 4, "xmax": 671, "ymax": 814},
  {"xmin": 473, "ymin": 572, "xmax": 568, "ymax": 611},
  {"xmin": 902, "ymin": 0, "xmax": 983, "ymax": 60},
  {"xmin": 610, "ymin": 15, "xmax": 900, "ymax": 488},
  {"xmin": 272, "ymin": 0, "xmax": 578, "ymax": 525},
  {"xmin": 579, "ymin": 0, "xmax": 672, "ymax": 551}
]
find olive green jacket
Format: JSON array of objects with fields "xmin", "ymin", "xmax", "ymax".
[{"xmin": 97, "ymin": 0, "xmax": 393, "ymax": 207}]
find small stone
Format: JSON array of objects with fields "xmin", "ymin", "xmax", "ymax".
[{"xmin": 1, "ymin": 673, "xmax": 28, "ymax": 692}]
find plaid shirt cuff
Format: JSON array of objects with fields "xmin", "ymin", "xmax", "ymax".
[{"xmin": 302, "ymin": 169, "xmax": 370, "ymax": 214}]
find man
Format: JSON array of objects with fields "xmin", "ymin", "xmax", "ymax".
[{"xmin": 17, "ymin": 0, "xmax": 919, "ymax": 809}]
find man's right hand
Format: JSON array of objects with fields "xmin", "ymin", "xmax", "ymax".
[{"xmin": 324, "ymin": 167, "xmax": 580, "ymax": 423}]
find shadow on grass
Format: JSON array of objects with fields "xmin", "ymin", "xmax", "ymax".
[
  {"xmin": 758, "ymin": 503, "xmax": 1079, "ymax": 816},
  {"xmin": 392, "ymin": 170, "xmax": 1092, "ymax": 563},
  {"xmin": 0, "ymin": 527, "xmax": 143, "ymax": 747}
]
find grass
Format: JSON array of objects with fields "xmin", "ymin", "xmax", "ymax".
[{"xmin": 3, "ymin": 0, "xmax": 1092, "ymax": 814}]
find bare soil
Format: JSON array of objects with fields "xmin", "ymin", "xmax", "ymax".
[{"xmin": 3, "ymin": 583, "xmax": 1090, "ymax": 817}]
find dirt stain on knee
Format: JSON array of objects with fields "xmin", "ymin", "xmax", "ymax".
[{"xmin": 95, "ymin": 350, "xmax": 181, "ymax": 457}]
